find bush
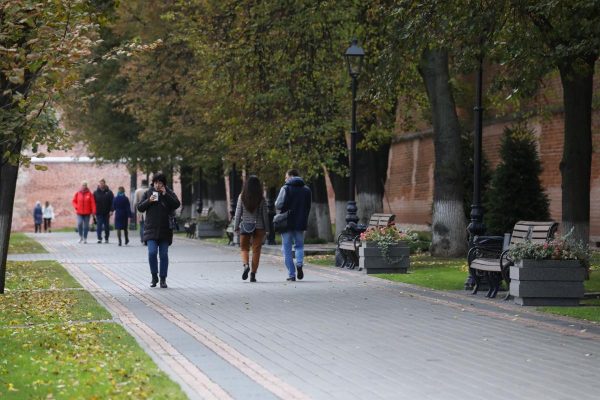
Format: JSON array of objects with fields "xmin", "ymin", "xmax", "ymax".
[{"xmin": 483, "ymin": 125, "xmax": 550, "ymax": 235}]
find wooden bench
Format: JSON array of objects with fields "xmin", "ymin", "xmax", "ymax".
[
  {"xmin": 468, "ymin": 220, "xmax": 558, "ymax": 299},
  {"xmin": 336, "ymin": 213, "xmax": 396, "ymax": 270}
]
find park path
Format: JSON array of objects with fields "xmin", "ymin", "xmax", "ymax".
[{"xmin": 9, "ymin": 232, "xmax": 600, "ymax": 400}]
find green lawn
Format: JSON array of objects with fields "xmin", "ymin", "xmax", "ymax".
[
  {"xmin": 305, "ymin": 254, "xmax": 336, "ymax": 266},
  {"xmin": 0, "ymin": 260, "xmax": 187, "ymax": 399},
  {"xmin": 375, "ymin": 255, "xmax": 468, "ymax": 291},
  {"xmin": 538, "ymin": 298, "xmax": 600, "ymax": 322},
  {"xmin": 7, "ymin": 233, "xmax": 47, "ymax": 254}
]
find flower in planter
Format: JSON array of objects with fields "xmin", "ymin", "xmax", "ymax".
[
  {"xmin": 360, "ymin": 226, "xmax": 418, "ymax": 264},
  {"xmin": 507, "ymin": 229, "xmax": 591, "ymax": 277}
]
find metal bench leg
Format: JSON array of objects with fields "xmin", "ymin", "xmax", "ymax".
[{"xmin": 470, "ymin": 268, "xmax": 480, "ymax": 295}]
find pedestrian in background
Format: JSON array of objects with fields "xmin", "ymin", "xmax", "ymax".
[
  {"xmin": 134, "ymin": 179, "xmax": 149, "ymax": 244},
  {"xmin": 33, "ymin": 201, "xmax": 43, "ymax": 233},
  {"xmin": 72, "ymin": 181, "xmax": 96, "ymax": 243},
  {"xmin": 42, "ymin": 201, "xmax": 54, "ymax": 233},
  {"xmin": 137, "ymin": 173, "xmax": 180, "ymax": 288},
  {"xmin": 234, "ymin": 175, "xmax": 269, "ymax": 283},
  {"xmin": 113, "ymin": 186, "xmax": 132, "ymax": 246},
  {"xmin": 94, "ymin": 178, "xmax": 114, "ymax": 243},
  {"xmin": 275, "ymin": 169, "xmax": 312, "ymax": 282}
]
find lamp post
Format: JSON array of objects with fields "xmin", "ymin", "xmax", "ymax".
[
  {"xmin": 465, "ymin": 54, "xmax": 486, "ymax": 289},
  {"xmin": 344, "ymin": 39, "xmax": 365, "ymax": 225},
  {"xmin": 467, "ymin": 55, "xmax": 486, "ymax": 243}
]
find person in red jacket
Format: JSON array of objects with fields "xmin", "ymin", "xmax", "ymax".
[{"xmin": 72, "ymin": 180, "xmax": 96, "ymax": 243}]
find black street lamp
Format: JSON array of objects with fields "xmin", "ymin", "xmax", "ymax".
[
  {"xmin": 467, "ymin": 55, "xmax": 486, "ymax": 243},
  {"xmin": 344, "ymin": 38, "xmax": 365, "ymax": 225},
  {"xmin": 465, "ymin": 54, "xmax": 486, "ymax": 289}
]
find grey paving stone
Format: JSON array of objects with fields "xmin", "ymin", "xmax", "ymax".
[{"xmin": 10, "ymin": 232, "xmax": 600, "ymax": 400}]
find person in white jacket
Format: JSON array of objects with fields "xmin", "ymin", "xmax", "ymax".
[{"xmin": 42, "ymin": 201, "xmax": 55, "ymax": 233}]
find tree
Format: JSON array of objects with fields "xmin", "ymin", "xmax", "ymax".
[
  {"xmin": 484, "ymin": 125, "xmax": 550, "ymax": 234},
  {"xmin": 501, "ymin": 1, "xmax": 600, "ymax": 243},
  {"xmin": 0, "ymin": 1, "xmax": 99, "ymax": 294}
]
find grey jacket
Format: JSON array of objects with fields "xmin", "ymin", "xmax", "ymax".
[{"xmin": 233, "ymin": 195, "xmax": 269, "ymax": 232}]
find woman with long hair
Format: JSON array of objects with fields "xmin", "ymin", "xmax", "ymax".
[{"xmin": 234, "ymin": 175, "xmax": 269, "ymax": 282}]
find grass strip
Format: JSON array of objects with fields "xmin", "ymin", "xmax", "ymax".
[
  {"xmin": 5, "ymin": 260, "xmax": 80, "ymax": 291},
  {"xmin": 0, "ymin": 323, "xmax": 186, "ymax": 399},
  {"xmin": 7, "ymin": 233, "xmax": 47, "ymax": 254},
  {"xmin": 538, "ymin": 299, "xmax": 600, "ymax": 322},
  {"xmin": 375, "ymin": 256, "xmax": 468, "ymax": 291},
  {"xmin": 0, "ymin": 260, "xmax": 186, "ymax": 399}
]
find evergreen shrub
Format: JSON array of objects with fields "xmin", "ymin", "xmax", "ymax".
[{"xmin": 484, "ymin": 125, "xmax": 550, "ymax": 234}]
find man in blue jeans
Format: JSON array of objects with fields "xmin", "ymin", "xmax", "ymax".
[
  {"xmin": 275, "ymin": 169, "xmax": 312, "ymax": 281},
  {"xmin": 93, "ymin": 179, "xmax": 114, "ymax": 243}
]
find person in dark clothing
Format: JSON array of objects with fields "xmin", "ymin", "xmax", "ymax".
[
  {"xmin": 113, "ymin": 186, "xmax": 132, "ymax": 246},
  {"xmin": 33, "ymin": 201, "xmax": 43, "ymax": 233},
  {"xmin": 275, "ymin": 169, "xmax": 312, "ymax": 281},
  {"xmin": 137, "ymin": 173, "xmax": 181, "ymax": 288},
  {"xmin": 94, "ymin": 179, "xmax": 114, "ymax": 243}
]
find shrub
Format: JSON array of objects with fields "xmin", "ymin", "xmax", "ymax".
[{"xmin": 484, "ymin": 125, "xmax": 550, "ymax": 234}]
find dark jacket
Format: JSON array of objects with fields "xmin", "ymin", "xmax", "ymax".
[
  {"xmin": 33, "ymin": 204, "xmax": 43, "ymax": 225},
  {"xmin": 275, "ymin": 177, "xmax": 312, "ymax": 231},
  {"xmin": 113, "ymin": 193, "xmax": 132, "ymax": 230},
  {"xmin": 137, "ymin": 186, "xmax": 181, "ymax": 244},
  {"xmin": 94, "ymin": 186, "xmax": 115, "ymax": 215}
]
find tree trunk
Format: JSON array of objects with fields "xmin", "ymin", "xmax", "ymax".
[
  {"xmin": 306, "ymin": 175, "xmax": 333, "ymax": 242},
  {"xmin": 206, "ymin": 175, "xmax": 228, "ymax": 221},
  {"xmin": 328, "ymin": 138, "xmax": 351, "ymax": 237},
  {"xmin": 180, "ymin": 165, "xmax": 193, "ymax": 219},
  {"xmin": 0, "ymin": 156, "xmax": 21, "ymax": 294},
  {"xmin": 355, "ymin": 140, "xmax": 390, "ymax": 224},
  {"xmin": 419, "ymin": 48, "xmax": 467, "ymax": 257},
  {"xmin": 559, "ymin": 58, "xmax": 595, "ymax": 244}
]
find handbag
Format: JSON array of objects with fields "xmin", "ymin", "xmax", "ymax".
[
  {"xmin": 273, "ymin": 211, "xmax": 289, "ymax": 233},
  {"xmin": 240, "ymin": 221, "xmax": 256, "ymax": 234}
]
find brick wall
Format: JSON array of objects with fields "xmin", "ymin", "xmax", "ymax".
[{"xmin": 384, "ymin": 71, "xmax": 600, "ymax": 241}]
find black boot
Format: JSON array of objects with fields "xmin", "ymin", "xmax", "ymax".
[
  {"xmin": 160, "ymin": 277, "xmax": 168, "ymax": 288},
  {"xmin": 250, "ymin": 272, "xmax": 257, "ymax": 282},
  {"xmin": 242, "ymin": 264, "xmax": 250, "ymax": 280},
  {"xmin": 150, "ymin": 274, "xmax": 159, "ymax": 287}
]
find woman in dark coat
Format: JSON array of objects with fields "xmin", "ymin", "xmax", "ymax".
[
  {"xmin": 137, "ymin": 173, "xmax": 180, "ymax": 288},
  {"xmin": 113, "ymin": 186, "xmax": 132, "ymax": 246},
  {"xmin": 33, "ymin": 201, "xmax": 43, "ymax": 233}
]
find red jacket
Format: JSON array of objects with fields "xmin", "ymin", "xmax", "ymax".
[{"xmin": 72, "ymin": 189, "xmax": 96, "ymax": 215}]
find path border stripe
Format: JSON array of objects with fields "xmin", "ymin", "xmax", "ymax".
[
  {"xmin": 63, "ymin": 262, "xmax": 233, "ymax": 400},
  {"xmin": 90, "ymin": 260, "xmax": 311, "ymax": 400}
]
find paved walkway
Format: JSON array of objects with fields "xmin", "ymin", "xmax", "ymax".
[{"xmin": 9, "ymin": 232, "xmax": 600, "ymax": 400}]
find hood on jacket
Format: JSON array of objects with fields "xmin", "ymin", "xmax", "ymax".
[{"xmin": 285, "ymin": 177, "xmax": 305, "ymax": 187}]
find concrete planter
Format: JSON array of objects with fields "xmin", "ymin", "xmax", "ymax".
[
  {"xmin": 196, "ymin": 222, "xmax": 224, "ymax": 238},
  {"xmin": 359, "ymin": 241, "xmax": 410, "ymax": 274},
  {"xmin": 510, "ymin": 259, "xmax": 585, "ymax": 306}
]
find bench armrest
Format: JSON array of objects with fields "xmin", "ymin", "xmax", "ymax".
[{"xmin": 468, "ymin": 235, "xmax": 505, "ymax": 265}]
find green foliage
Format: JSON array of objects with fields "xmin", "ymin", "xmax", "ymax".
[
  {"xmin": 484, "ymin": 125, "xmax": 549, "ymax": 234},
  {"xmin": 0, "ymin": 0, "xmax": 100, "ymax": 165},
  {"xmin": 4, "ymin": 261, "xmax": 78, "ymax": 290}
]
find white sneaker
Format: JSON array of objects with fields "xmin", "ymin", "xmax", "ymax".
[
  {"xmin": 83, "ymin": 239, "xmax": 87, "ymax": 244},
  {"xmin": 78, "ymin": 237, "xmax": 83, "ymax": 243}
]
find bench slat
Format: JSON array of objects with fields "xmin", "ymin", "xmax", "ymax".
[{"xmin": 471, "ymin": 258, "xmax": 502, "ymax": 272}]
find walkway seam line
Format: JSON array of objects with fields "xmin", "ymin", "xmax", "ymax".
[
  {"xmin": 90, "ymin": 260, "xmax": 311, "ymax": 400},
  {"xmin": 62, "ymin": 262, "xmax": 233, "ymax": 400}
]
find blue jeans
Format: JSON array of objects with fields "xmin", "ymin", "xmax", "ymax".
[
  {"xmin": 77, "ymin": 215, "xmax": 90, "ymax": 239},
  {"xmin": 96, "ymin": 213, "xmax": 110, "ymax": 241},
  {"xmin": 147, "ymin": 239, "xmax": 169, "ymax": 278},
  {"xmin": 281, "ymin": 230, "xmax": 304, "ymax": 278}
]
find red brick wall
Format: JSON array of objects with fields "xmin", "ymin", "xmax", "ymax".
[{"xmin": 385, "ymin": 72, "xmax": 600, "ymax": 241}]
